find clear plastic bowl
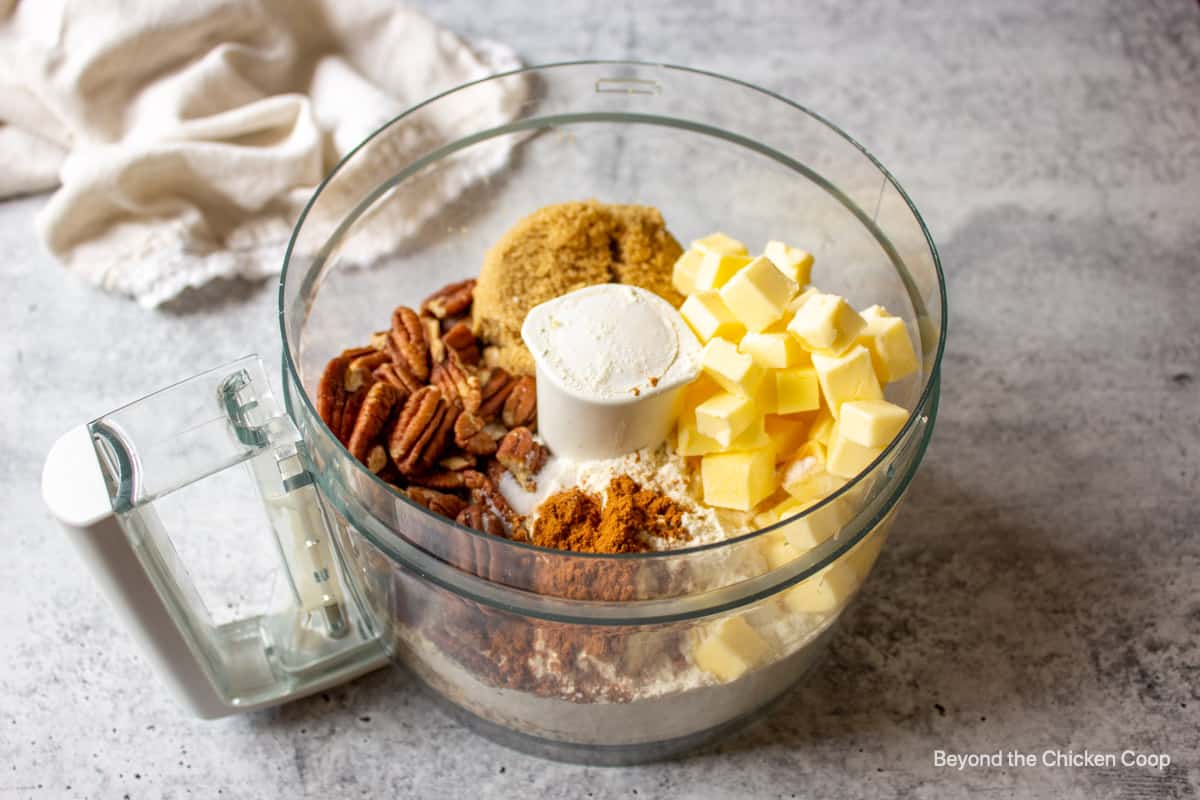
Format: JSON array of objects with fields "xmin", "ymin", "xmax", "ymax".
[{"xmin": 279, "ymin": 61, "xmax": 945, "ymax": 763}]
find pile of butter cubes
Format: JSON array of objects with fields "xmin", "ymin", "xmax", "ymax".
[
  {"xmin": 675, "ymin": 232, "xmax": 920, "ymax": 682},
  {"xmin": 673, "ymin": 231, "xmax": 918, "ymax": 515}
]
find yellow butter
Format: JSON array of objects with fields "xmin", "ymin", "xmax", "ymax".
[
  {"xmin": 811, "ymin": 345, "xmax": 882, "ymax": 417},
  {"xmin": 671, "ymin": 249, "xmax": 704, "ymax": 296},
  {"xmin": 759, "ymin": 531, "xmax": 800, "ymax": 569},
  {"xmin": 826, "ymin": 420, "xmax": 885, "ymax": 478},
  {"xmin": 692, "ymin": 232, "xmax": 749, "ymax": 257},
  {"xmin": 739, "ymin": 331, "xmax": 807, "ymax": 368},
  {"xmin": 780, "ymin": 494, "xmax": 850, "ymax": 551},
  {"xmin": 680, "ymin": 413, "xmax": 768, "ymax": 455},
  {"xmin": 701, "ymin": 445, "xmax": 777, "ymax": 511},
  {"xmin": 764, "ymin": 240, "xmax": 814, "ymax": 285},
  {"xmin": 783, "ymin": 562, "xmax": 860, "ymax": 614},
  {"xmin": 787, "ymin": 285, "xmax": 820, "ymax": 315},
  {"xmin": 701, "ymin": 337, "xmax": 766, "ymax": 396},
  {"xmin": 763, "ymin": 413, "xmax": 811, "ymax": 460},
  {"xmin": 681, "ymin": 291, "xmax": 746, "ymax": 343},
  {"xmin": 773, "ymin": 366, "xmax": 821, "ymax": 415},
  {"xmin": 808, "ymin": 406, "xmax": 836, "ymax": 445},
  {"xmin": 675, "ymin": 418, "xmax": 722, "ymax": 456},
  {"xmin": 783, "ymin": 460, "xmax": 843, "ymax": 502},
  {"xmin": 719, "ymin": 255, "xmax": 799, "ymax": 332},
  {"xmin": 695, "ymin": 392, "xmax": 758, "ymax": 447},
  {"xmin": 786, "ymin": 292, "xmax": 867, "ymax": 355},
  {"xmin": 857, "ymin": 305, "xmax": 919, "ymax": 383},
  {"xmin": 679, "ymin": 373, "xmax": 722, "ymax": 415},
  {"xmin": 693, "ymin": 616, "xmax": 769, "ymax": 681},
  {"xmin": 838, "ymin": 399, "xmax": 909, "ymax": 447},
  {"xmin": 694, "ymin": 252, "xmax": 753, "ymax": 291}
]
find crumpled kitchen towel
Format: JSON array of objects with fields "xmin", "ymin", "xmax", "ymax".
[{"xmin": 0, "ymin": 0, "xmax": 526, "ymax": 306}]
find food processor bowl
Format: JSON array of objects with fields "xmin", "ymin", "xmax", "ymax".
[{"xmin": 274, "ymin": 61, "xmax": 946, "ymax": 763}]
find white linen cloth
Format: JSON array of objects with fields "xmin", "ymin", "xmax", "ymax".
[{"xmin": 0, "ymin": 0, "xmax": 524, "ymax": 305}]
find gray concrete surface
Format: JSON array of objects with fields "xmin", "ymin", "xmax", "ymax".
[{"xmin": 2, "ymin": 0, "xmax": 1198, "ymax": 797}]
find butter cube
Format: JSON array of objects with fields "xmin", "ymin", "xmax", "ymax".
[
  {"xmin": 786, "ymin": 292, "xmax": 867, "ymax": 355},
  {"xmin": 773, "ymin": 366, "xmax": 821, "ymax": 415},
  {"xmin": 759, "ymin": 531, "xmax": 800, "ymax": 569},
  {"xmin": 764, "ymin": 414, "xmax": 811, "ymax": 460},
  {"xmin": 764, "ymin": 241, "xmax": 814, "ymax": 285},
  {"xmin": 808, "ymin": 406, "xmax": 836, "ymax": 445},
  {"xmin": 787, "ymin": 285, "xmax": 820, "ymax": 315},
  {"xmin": 826, "ymin": 420, "xmax": 885, "ymax": 478},
  {"xmin": 811, "ymin": 345, "xmax": 882, "ymax": 417},
  {"xmin": 679, "ymin": 373, "xmax": 722, "ymax": 415},
  {"xmin": 726, "ymin": 416, "xmax": 770, "ymax": 451},
  {"xmin": 692, "ymin": 232, "xmax": 748, "ymax": 256},
  {"xmin": 681, "ymin": 291, "xmax": 746, "ymax": 343},
  {"xmin": 680, "ymin": 414, "xmax": 768, "ymax": 455},
  {"xmin": 780, "ymin": 495, "xmax": 851, "ymax": 551},
  {"xmin": 701, "ymin": 338, "xmax": 766, "ymax": 396},
  {"xmin": 675, "ymin": 418, "xmax": 722, "ymax": 456},
  {"xmin": 695, "ymin": 252, "xmax": 752, "ymax": 291},
  {"xmin": 693, "ymin": 616, "xmax": 769, "ymax": 681},
  {"xmin": 719, "ymin": 256, "xmax": 799, "ymax": 332},
  {"xmin": 739, "ymin": 331, "xmax": 807, "ymax": 368},
  {"xmin": 783, "ymin": 562, "xmax": 860, "ymax": 614},
  {"xmin": 695, "ymin": 392, "xmax": 758, "ymax": 447},
  {"xmin": 701, "ymin": 446, "xmax": 777, "ymax": 511},
  {"xmin": 839, "ymin": 399, "xmax": 909, "ymax": 447},
  {"xmin": 783, "ymin": 461, "xmax": 844, "ymax": 502},
  {"xmin": 857, "ymin": 305, "xmax": 919, "ymax": 383},
  {"xmin": 671, "ymin": 249, "xmax": 704, "ymax": 296}
]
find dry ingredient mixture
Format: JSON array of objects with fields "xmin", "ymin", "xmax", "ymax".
[
  {"xmin": 315, "ymin": 202, "xmax": 920, "ymax": 713},
  {"xmin": 472, "ymin": 200, "xmax": 683, "ymax": 375}
]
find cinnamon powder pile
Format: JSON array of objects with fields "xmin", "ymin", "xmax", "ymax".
[{"xmin": 532, "ymin": 475, "xmax": 690, "ymax": 553}]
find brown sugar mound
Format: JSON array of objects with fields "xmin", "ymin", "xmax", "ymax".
[
  {"xmin": 532, "ymin": 475, "xmax": 690, "ymax": 554},
  {"xmin": 472, "ymin": 200, "xmax": 684, "ymax": 375}
]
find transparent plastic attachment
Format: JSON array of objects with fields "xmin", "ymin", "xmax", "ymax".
[{"xmin": 56, "ymin": 356, "xmax": 386, "ymax": 717}]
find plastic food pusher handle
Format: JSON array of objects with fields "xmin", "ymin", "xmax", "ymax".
[{"xmin": 41, "ymin": 356, "xmax": 387, "ymax": 718}]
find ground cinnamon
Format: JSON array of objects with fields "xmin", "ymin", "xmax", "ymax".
[{"xmin": 532, "ymin": 475, "xmax": 690, "ymax": 553}]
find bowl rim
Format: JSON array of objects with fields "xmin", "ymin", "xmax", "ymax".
[{"xmin": 278, "ymin": 59, "xmax": 947, "ymax": 565}]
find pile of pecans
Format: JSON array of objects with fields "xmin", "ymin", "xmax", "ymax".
[{"xmin": 316, "ymin": 279, "xmax": 548, "ymax": 540}]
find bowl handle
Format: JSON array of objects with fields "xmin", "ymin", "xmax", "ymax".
[{"xmin": 41, "ymin": 356, "xmax": 387, "ymax": 718}]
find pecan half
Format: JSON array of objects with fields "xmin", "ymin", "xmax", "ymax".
[
  {"xmin": 454, "ymin": 411, "xmax": 497, "ymax": 456},
  {"xmin": 348, "ymin": 382, "xmax": 400, "ymax": 462},
  {"xmin": 439, "ymin": 453, "xmax": 476, "ymax": 471},
  {"xmin": 442, "ymin": 322, "xmax": 480, "ymax": 366},
  {"xmin": 345, "ymin": 351, "xmax": 389, "ymax": 392},
  {"xmin": 430, "ymin": 353, "xmax": 481, "ymax": 414},
  {"xmin": 477, "ymin": 368, "xmax": 515, "ymax": 421},
  {"xmin": 366, "ymin": 444, "xmax": 389, "ymax": 474},
  {"xmin": 422, "ymin": 314, "xmax": 446, "ymax": 365},
  {"xmin": 456, "ymin": 504, "xmax": 506, "ymax": 537},
  {"xmin": 461, "ymin": 470, "xmax": 524, "ymax": 536},
  {"xmin": 388, "ymin": 386, "xmax": 458, "ymax": 476},
  {"xmin": 496, "ymin": 427, "xmax": 547, "ymax": 492},
  {"xmin": 502, "ymin": 375, "xmax": 537, "ymax": 430},
  {"xmin": 407, "ymin": 487, "xmax": 467, "ymax": 520},
  {"xmin": 408, "ymin": 468, "xmax": 471, "ymax": 490},
  {"xmin": 388, "ymin": 306, "xmax": 430, "ymax": 381},
  {"xmin": 421, "ymin": 279, "xmax": 476, "ymax": 319},
  {"xmin": 373, "ymin": 361, "xmax": 422, "ymax": 398},
  {"xmin": 317, "ymin": 346, "xmax": 374, "ymax": 440}
]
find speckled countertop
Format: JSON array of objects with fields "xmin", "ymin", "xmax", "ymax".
[{"xmin": 3, "ymin": 1, "xmax": 1198, "ymax": 797}]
